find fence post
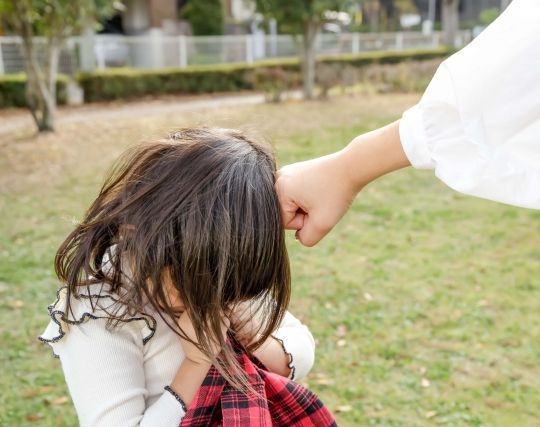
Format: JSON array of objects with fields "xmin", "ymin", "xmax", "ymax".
[
  {"xmin": 245, "ymin": 34, "xmax": 254, "ymax": 64},
  {"xmin": 79, "ymin": 27, "xmax": 96, "ymax": 71},
  {"xmin": 431, "ymin": 32, "xmax": 439, "ymax": 48},
  {"xmin": 352, "ymin": 32, "xmax": 360, "ymax": 54},
  {"xmin": 395, "ymin": 32, "xmax": 404, "ymax": 50},
  {"xmin": 0, "ymin": 40, "xmax": 4, "ymax": 74},
  {"xmin": 95, "ymin": 40, "xmax": 106, "ymax": 70},
  {"xmin": 178, "ymin": 35, "xmax": 187, "ymax": 68}
]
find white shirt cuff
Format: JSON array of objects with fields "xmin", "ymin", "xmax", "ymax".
[
  {"xmin": 140, "ymin": 390, "xmax": 186, "ymax": 427},
  {"xmin": 399, "ymin": 104, "xmax": 435, "ymax": 170},
  {"xmin": 272, "ymin": 325, "xmax": 315, "ymax": 381}
]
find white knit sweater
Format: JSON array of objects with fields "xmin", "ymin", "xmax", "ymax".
[{"xmin": 39, "ymin": 285, "xmax": 316, "ymax": 427}]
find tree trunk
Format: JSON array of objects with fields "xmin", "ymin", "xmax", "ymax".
[
  {"xmin": 20, "ymin": 37, "xmax": 59, "ymax": 132},
  {"xmin": 42, "ymin": 41, "xmax": 60, "ymax": 131},
  {"xmin": 300, "ymin": 20, "xmax": 318, "ymax": 100},
  {"xmin": 442, "ymin": 0, "xmax": 459, "ymax": 47}
]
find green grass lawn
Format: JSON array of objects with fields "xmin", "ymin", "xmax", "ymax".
[{"xmin": 1, "ymin": 94, "xmax": 539, "ymax": 427}]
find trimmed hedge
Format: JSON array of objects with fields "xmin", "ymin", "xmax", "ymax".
[
  {"xmin": 0, "ymin": 74, "xmax": 68, "ymax": 108},
  {"xmin": 79, "ymin": 48, "xmax": 454, "ymax": 103},
  {"xmin": 78, "ymin": 64, "xmax": 255, "ymax": 102},
  {"xmin": 0, "ymin": 48, "xmax": 454, "ymax": 107}
]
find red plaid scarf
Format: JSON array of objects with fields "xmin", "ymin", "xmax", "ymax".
[{"xmin": 180, "ymin": 336, "xmax": 337, "ymax": 427}]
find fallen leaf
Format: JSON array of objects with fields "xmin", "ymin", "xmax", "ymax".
[
  {"xmin": 335, "ymin": 324, "xmax": 347, "ymax": 337},
  {"xmin": 24, "ymin": 386, "xmax": 55, "ymax": 398},
  {"xmin": 9, "ymin": 300, "xmax": 24, "ymax": 309},
  {"xmin": 314, "ymin": 377, "xmax": 333, "ymax": 385},
  {"xmin": 45, "ymin": 396, "xmax": 69, "ymax": 406},
  {"xmin": 335, "ymin": 405, "xmax": 352, "ymax": 413},
  {"xmin": 26, "ymin": 414, "xmax": 43, "ymax": 422},
  {"xmin": 425, "ymin": 411, "xmax": 437, "ymax": 419},
  {"xmin": 310, "ymin": 372, "xmax": 334, "ymax": 386}
]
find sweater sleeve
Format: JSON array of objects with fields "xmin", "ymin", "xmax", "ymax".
[
  {"xmin": 399, "ymin": 0, "xmax": 540, "ymax": 209},
  {"xmin": 39, "ymin": 289, "xmax": 186, "ymax": 427},
  {"xmin": 272, "ymin": 311, "xmax": 316, "ymax": 381}
]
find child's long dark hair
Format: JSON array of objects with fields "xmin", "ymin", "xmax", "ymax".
[{"xmin": 55, "ymin": 128, "xmax": 291, "ymax": 389}]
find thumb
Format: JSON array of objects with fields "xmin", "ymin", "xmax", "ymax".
[{"xmin": 280, "ymin": 197, "xmax": 306, "ymax": 231}]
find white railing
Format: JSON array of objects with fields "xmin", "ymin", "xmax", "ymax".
[{"xmin": 0, "ymin": 31, "xmax": 472, "ymax": 75}]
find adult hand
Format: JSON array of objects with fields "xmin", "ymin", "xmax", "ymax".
[
  {"xmin": 275, "ymin": 121, "xmax": 409, "ymax": 247},
  {"xmin": 275, "ymin": 151, "xmax": 359, "ymax": 247},
  {"xmin": 177, "ymin": 311, "xmax": 229, "ymax": 365}
]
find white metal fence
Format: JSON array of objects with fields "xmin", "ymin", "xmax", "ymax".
[{"xmin": 0, "ymin": 31, "xmax": 472, "ymax": 75}]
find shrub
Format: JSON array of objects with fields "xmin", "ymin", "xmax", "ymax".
[
  {"xmin": 361, "ymin": 59, "xmax": 441, "ymax": 93},
  {"xmin": 78, "ymin": 64, "xmax": 254, "ymax": 102},
  {"xmin": 0, "ymin": 74, "xmax": 68, "ymax": 108},
  {"xmin": 316, "ymin": 63, "xmax": 342, "ymax": 99},
  {"xmin": 249, "ymin": 67, "xmax": 300, "ymax": 102},
  {"xmin": 77, "ymin": 48, "xmax": 453, "ymax": 103},
  {"xmin": 179, "ymin": 0, "xmax": 224, "ymax": 36},
  {"xmin": 0, "ymin": 48, "xmax": 454, "ymax": 107}
]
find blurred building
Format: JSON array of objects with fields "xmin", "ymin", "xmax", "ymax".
[
  {"xmin": 100, "ymin": 0, "xmax": 255, "ymax": 36},
  {"xmin": 100, "ymin": 0, "xmax": 190, "ymax": 35},
  {"xmin": 412, "ymin": 0, "xmax": 511, "ymax": 22}
]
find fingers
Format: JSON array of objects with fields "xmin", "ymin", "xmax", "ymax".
[
  {"xmin": 277, "ymin": 194, "xmax": 304, "ymax": 231},
  {"xmin": 275, "ymin": 170, "xmax": 305, "ymax": 231},
  {"xmin": 285, "ymin": 211, "xmax": 305, "ymax": 230},
  {"xmin": 295, "ymin": 215, "xmax": 331, "ymax": 247}
]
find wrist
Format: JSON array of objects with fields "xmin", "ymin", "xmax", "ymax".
[
  {"xmin": 170, "ymin": 357, "xmax": 213, "ymax": 408},
  {"xmin": 337, "ymin": 142, "xmax": 367, "ymax": 194},
  {"xmin": 341, "ymin": 120, "xmax": 409, "ymax": 190}
]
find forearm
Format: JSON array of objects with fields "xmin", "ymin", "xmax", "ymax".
[
  {"xmin": 169, "ymin": 358, "xmax": 212, "ymax": 407},
  {"xmin": 252, "ymin": 336, "xmax": 291, "ymax": 378},
  {"xmin": 339, "ymin": 120, "xmax": 410, "ymax": 192}
]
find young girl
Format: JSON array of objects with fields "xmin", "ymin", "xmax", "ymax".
[{"xmin": 39, "ymin": 128, "xmax": 320, "ymax": 427}]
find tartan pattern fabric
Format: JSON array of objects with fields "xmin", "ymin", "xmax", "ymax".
[{"xmin": 180, "ymin": 336, "xmax": 337, "ymax": 427}]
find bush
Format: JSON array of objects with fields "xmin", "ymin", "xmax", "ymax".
[
  {"xmin": 78, "ymin": 48, "xmax": 454, "ymax": 103},
  {"xmin": 180, "ymin": 0, "xmax": 224, "ymax": 36},
  {"xmin": 0, "ymin": 48, "xmax": 454, "ymax": 107},
  {"xmin": 360, "ymin": 59, "xmax": 441, "ymax": 93},
  {"xmin": 249, "ymin": 67, "xmax": 300, "ymax": 102},
  {"xmin": 0, "ymin": 74, "xmax": 68, "ymax": 108},
  {"xmin": 316, "ymin": 63, "xmax": 342, "ymax": 99},
  {"xmin": 78, "ymin": 64, "xmax": 254, "ymax": 102}
]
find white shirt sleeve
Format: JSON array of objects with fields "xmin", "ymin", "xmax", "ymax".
[
  {"xmin": 272, "ymin": 311, "xmax": 316, "ymax": 381},
  {"xmin": 399, "ymin": 0, "xmax": 540, "ymax": 209},
  {"xmin": 46, "ymin": 318, "xmax": 185, "ymax": 427}
]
